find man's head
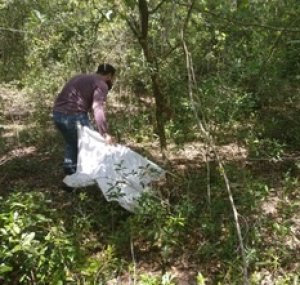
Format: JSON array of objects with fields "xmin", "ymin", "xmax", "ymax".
[{"xmin": 96, "ymin": 63, "xmax": 116, "ymax": 90}]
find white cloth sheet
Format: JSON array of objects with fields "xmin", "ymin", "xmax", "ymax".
[{"xmin": 63, "ymin": 125, "xmax": 164, "ymax": 212}]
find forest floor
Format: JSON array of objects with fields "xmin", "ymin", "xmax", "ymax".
[{"xmin": 0, "ymin": 85, "xmax": 299, "ymax": 285}]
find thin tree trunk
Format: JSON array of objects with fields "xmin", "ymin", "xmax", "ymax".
[
  {"xmin": 151, "ymin": 73, "xmax": 167, "ymax": 149},
  {"xmin": 181, "ymin": 30, "xmax": 249, "ymax": 285},
  {"xmin": 126, "ymin": 0, "xmax": 168, "ymax": 150}
]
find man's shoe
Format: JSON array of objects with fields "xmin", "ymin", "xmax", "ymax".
[{"xmin": 61, "ymin": 182, "xmax": 75, "ymax": 193}]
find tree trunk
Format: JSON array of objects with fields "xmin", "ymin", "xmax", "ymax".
[{"xmin": 131, "ymin": 0, "xmax": 168, "ymax": 149}]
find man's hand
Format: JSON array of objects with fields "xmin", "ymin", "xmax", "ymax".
[{"xmin": 103, "ymin": 133, "xmax": 114, "ymax": 144}]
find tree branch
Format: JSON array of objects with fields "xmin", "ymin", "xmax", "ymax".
[
  {"xmin": 182, "ymin": 0, "xmax": 196, "ymax": 34},
  {"xmin": 203, "ymin": 9, "xmax": 300, "ymax": 33},
  {"xmin": 158, "ymin": 0, "xmax": 196, "ymax": 62},
  {"xmin": 257, "ymin": 16, "xmax": 299, "ymax": 81},
  {"xmin": 125, "ymin": 17, "xmax": 140, "ymax": 40},
  {"xmin": 138, "ymin": 0, "xmax": 149, "ymax": 40},
  {"xmin": 149, "ymin": 0, "xmax": 167, "ymax": 14},
  {"xmin": 160, "ymin": 42, "xmax": 181, "ymax": 60},
  {"xmin": 176, "ymin": 1, "xmax": 300, "ymax": 33}
]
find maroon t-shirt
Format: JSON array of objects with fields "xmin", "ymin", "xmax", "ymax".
[{"xmin": 53, "ymin": 74, "xmax": 108, "ymax": 135}]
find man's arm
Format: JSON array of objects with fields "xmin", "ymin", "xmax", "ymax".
[{"xmin": 92, "ymin": 84, "xmax": 112, "ymax": 143}]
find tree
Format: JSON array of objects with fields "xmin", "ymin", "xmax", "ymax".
[{"xmin": 120, "ymin": 0, "xmax": 172, "ymax": 150}]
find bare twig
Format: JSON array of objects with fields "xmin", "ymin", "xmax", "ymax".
[
  {"xmin": 130, "ymin": 233, "xmax": 137, "ymax": 285},
  {"xmin": 125, "ymin": 17, "xmax": 140, "ymax": 40},
  {"xmin": 206, "ymin": 10, "xmax": 300, "ymax": 33},
  {"xmin": 0, "ymin": 27, "xmax": 31, "ymax": 34},
  {"xmin": 181, "ymin": 11, "xmax": 249, "ymax": 284},
  {"xmin": 176, "ymin": 1, "xmax": 300, "ymax": 33},
  {"xmin": 149, "ymin": 0, "xmax": 167, "ymax": 14},
  {"xmin": 256, "ymin": 17, "xmax": 299, "ymax": 87},
  {"xmin": 205, "ymin": 145, "xmax": 211, "ymax": 207}
]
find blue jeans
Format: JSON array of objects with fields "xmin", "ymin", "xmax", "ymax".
[{"xmin": 53, "ymin": 111, "xmax": 90, "ymax": 175}]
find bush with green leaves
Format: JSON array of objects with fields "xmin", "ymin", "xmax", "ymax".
[
  {"xmin": 0, "ymin": 192, "xmax": 80, "ymax": 284},
  {"xmin": 128, "ymin": 193, "xmax": 191, "ymax": 267}
]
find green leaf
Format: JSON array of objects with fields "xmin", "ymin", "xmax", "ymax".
[
  {"xmin": 197, "ymin": 272, "xmax": 207, "ymax": 285},
  {"xmin": 0, "ymin": 263, "xmax": 13, "ymax": 274},
  {"xmin": 22, "ymin": 232, "xmax": 35, "ymax": 246},
  {"xmin": 12, "ymin": 245, "xmax": 22, "ymax": 253},
  {"xmin": 12, "ymin": 224, "xmax": 21, "ymax": 235},
  {"xmin": 0, "ymin": 228, "xmax": 8, "ymax": 235},
  {"xmin": 33, "ymin": 10, "xmax": 46, "ymax": 22}
]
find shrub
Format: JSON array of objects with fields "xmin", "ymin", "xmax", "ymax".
[{"xmin": 0, "ymin": 192, "xmax": 80, "ymax": 284}]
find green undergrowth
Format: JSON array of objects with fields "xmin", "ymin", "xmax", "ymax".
[
  {"xmin": 0, "ymin": 89, "xmax": 299, "ymax": 284},
  {"xmin": 1, "ymin": 152, "xmax": 299, "ymax": 284}
]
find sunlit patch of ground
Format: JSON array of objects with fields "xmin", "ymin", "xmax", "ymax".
[{"xmin": 0, "ymin": 145, "xmax": 37, "ymax": 166}]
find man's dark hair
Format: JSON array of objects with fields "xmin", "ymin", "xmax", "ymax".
[{"xmin": 96, "ymin": 63, "xmax": 116, "ymax": 75}]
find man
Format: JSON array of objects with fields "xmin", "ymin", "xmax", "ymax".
[{"xmin": 53, "ymin": 63, "xmax": 116, "ymax": 177}]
